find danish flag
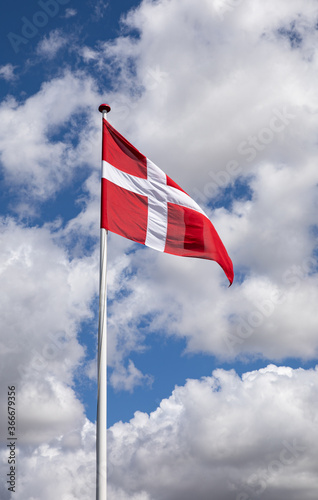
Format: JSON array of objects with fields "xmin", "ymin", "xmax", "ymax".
[{"xmin": 101, "ymin": 118, "xmax": 234, "ymax": 285}]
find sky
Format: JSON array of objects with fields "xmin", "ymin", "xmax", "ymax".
[{"xmin": 0, "ymin": 0, "xmax": 318, "ymax": 499}]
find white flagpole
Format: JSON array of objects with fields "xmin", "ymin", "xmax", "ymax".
[{"xmin": 96, "ymin": 103, "xmax": 111, "ymax": 500}]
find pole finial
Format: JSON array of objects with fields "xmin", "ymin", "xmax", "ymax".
[{"xmin": 99, "ymin": 103, "xmax": 111, "ymax": 113}]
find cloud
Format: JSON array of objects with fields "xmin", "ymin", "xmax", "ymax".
[
  {"xmin": 92, "ymin": 0, "xmax": 109, "ymax": 21},
  {"xmin": 0, "ymin": 419, "xmax": 96, "ymax": 500},
  {"xmin": 1, "ymin": 1, "xmax": 318, "ymax": 498},
  {"xmin": 77, "ymin": 0, "xmax": 318, "ymax": 369},
  {"xmin": 2, "ymin": 365, "xmax": 316, "ymax": 500},
  {"xmin": 36, "ymin": 29, "xmax": 68, "ymax": 59},
  {"xmin": 103, "ymin": 169, "xmax": 318, "ymax": 363},
  {"xmin": 0, "ymin": 70, "xmax": 101, "ymax": 202},
  {"xmin": 0, "ymin": 64, "xmax": 17, "ymax": 82},
  {"xmin": 0, "ymin": 217, "xmax": 100, "ymax": 498},
  {"xmin": 81, "ymin": 46, "xmax": 100, "ymax": 63},
  {"xmin": 94, "ymin": 0, "xmax": 318, "ymax": 201},
  {"xmin": 0, "ymin": 218, "xmax": 98, "ymax": 449},
  {"xmin": 4, "ymin": 0, "xmax": 314, "ymax": 376},
  {"xmin": 64, "ymin": 8, "xmax": 77, "ymax": 19},
  {"xmin": 108, "ymin": 365, "xmax": 318, "ymax": 500},
  {"xmin": 110, "ymin": 360, "xmax": 153, "ymax": 392}
]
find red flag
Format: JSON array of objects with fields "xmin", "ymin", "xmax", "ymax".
[{"xmin": 101, "ymin": 119, "xmax": 234, "ymax": 285}]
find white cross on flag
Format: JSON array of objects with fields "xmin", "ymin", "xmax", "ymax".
[{"xmin": 101, "ymin": 118, "xmax": 234, "ymax": 285}]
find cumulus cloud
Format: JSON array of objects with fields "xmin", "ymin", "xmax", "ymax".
[
  {"xmin": 0, "ymin": 419, "xmax": 96, "ymax": 500},
  {"xmin": 97, "ymin": 0, "xmax": 318, "ymax": 191},
  {"xmin": 0, "ymin": 218, "xmax": 98, "ymax": 462},
  {"xmin": 2, "ymin": 365, "xmax": 317, "ymax": 500},
  {"xmin": 1, "ymin": 0, "xmax": 318, "ymax": 498},
  {"xmin": 0, "ymin": 71, "xmax": 101, "ymax": 202},
  {"xmin": 104, "ymin": 196, "xmax": 318, "ymax": 364},
  {"xmin": 78, "ymin": 0, "xmax": 318, "ymax": 368},
  {"xmin": 2, "ymin": 0, "xmax": 314, "ymax": 377},
  {"xmin": 108, "ymin": 365, "xmax": 318, "ymax": 500}
]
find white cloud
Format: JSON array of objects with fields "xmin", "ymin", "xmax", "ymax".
[
  {"xmin": 11, "ymin": 0, "xmax": 315, "ymax": 379},
  {"xmin": 36, "ymin": 29, "xmax": 68, "ymax": 59},
  {"xmin": 0, "ymin": 64, "xmax": 17, "ymax": 81},
  {"xmin": 90, "ymin": 0, "xmax": 317, "ymax": 230},
  {"xmin": 1, "ymin": 1, "xmax": 318, "ymax": 498},
  {"xmin": 0, "ymin": 218, "xmax": 99, "ymax": 498},
  {"xmin": 110, "ymin": 360, "xmax": 153, "ymax": 392},
  {"xmin": 1, "ymin": 2, "xmax": 316, "ymax": 367},
  {"xmin": 0, "ymin": 71, "xmax": 101, "ymax": 201},
  {"xmin": 64, "ymin": 8, "xmax": 77, "ymax": 19},
  {"xmin": 0, "ymin": 218, "xmax": 98, "ymax": 453},
  {"xmin": 81, "ymin": 46, "xmax": 100, "ymax": 63},
  {"xmin": 17, "ymin": 377, "xmax": 85, "ymax": 445},
  {"xmin": 92, "ymin": 0, "xmax": 109, "ymax": 21},
  {"xmin": 2, "ymin": 365, "xmax": 317, "ymax": 500},
  {"xmin": 103, "ymin": 186, "xmax": 318, "ymax": 363},
  {"xmin": 108, "ymin": 365, "xmax": 318, "ymax": 500},
  {"xmin": 77, "ymin": 0, "xmax": 318, "ymax": 368},
  {"xmin": 3, "ymin": 419, "xmax": 96, "ymax": 500}
]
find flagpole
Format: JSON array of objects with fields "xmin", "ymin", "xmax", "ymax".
[{"xmin": 97, "ymin": 103, "xmax": 111, "ymax": 500}]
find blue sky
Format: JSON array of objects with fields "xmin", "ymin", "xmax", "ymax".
[{"xmin": 1, "ymin": 1, "xmax": 318, "ymax": 499}]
